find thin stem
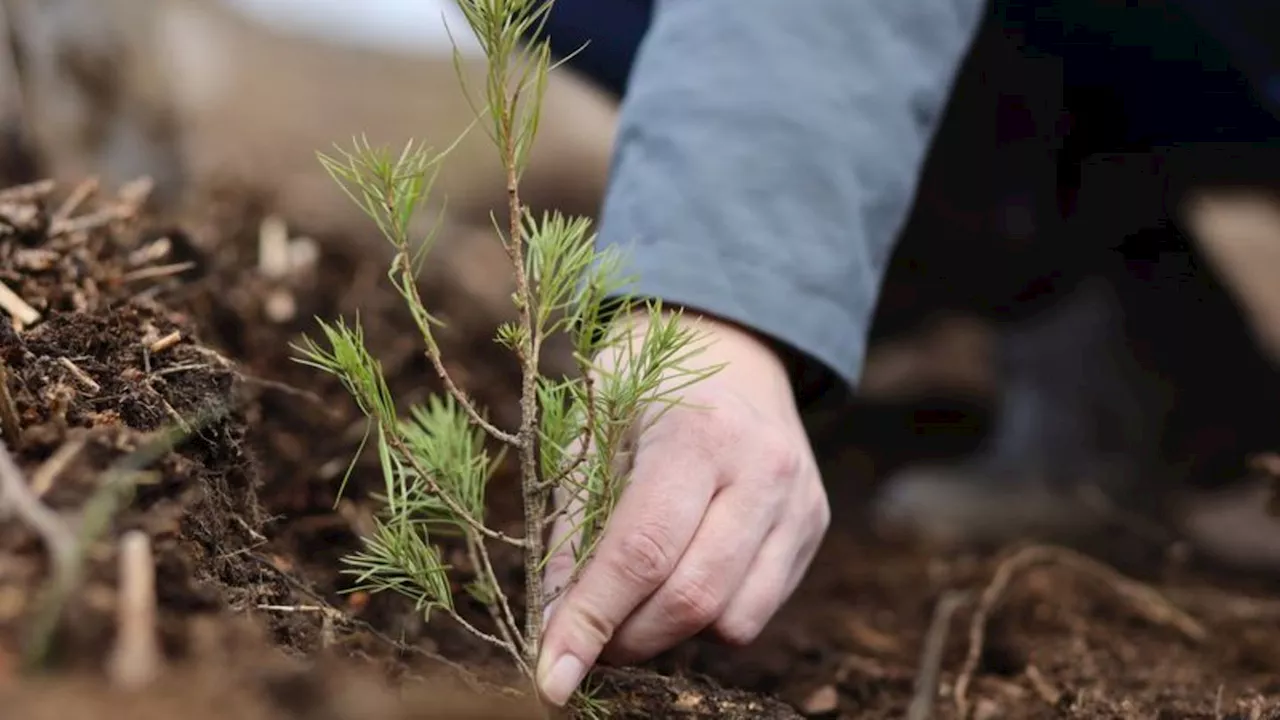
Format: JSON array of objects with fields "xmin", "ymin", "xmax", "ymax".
[
  {"xmin": 427, "ymin": 348, "xmax": 520, "ymax": 446},
  {"xmin": 466, "ymin": 532, "xmax": 527, "ymax": 658},
  {"xmin": 446, "ymin": 605, "xmax": 529, "ymax": 677},
  {"xmin": 377, "ymin": 186, "xmax": 518, "ymax": 449},
  {"xmin": 502, "ymin": 98, "xmax": 547, "ymax": 668}
]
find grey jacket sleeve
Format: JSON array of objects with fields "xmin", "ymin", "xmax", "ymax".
[{"xmin": 595, "ymin": 0, "xmax": 984, "ymax": 389}]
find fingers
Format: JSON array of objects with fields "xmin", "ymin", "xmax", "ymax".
[
  {"xmin": 536, "ymin": 442, "xmax": 718, "ymax": 706},
  {"xmin": 541, "ymin": 487, "xmax": 584, "ymax": 625},
  {"xmin": 712, "ymin": 486, "xmax": 828, "ymax": 646},
  {"xmin": 602, "ymin": 481, "xmax": 780, "ymax": 664}
]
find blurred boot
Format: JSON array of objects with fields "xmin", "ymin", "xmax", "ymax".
[
  {"xmin": 1169, "ymin": 188, "xmax": 1280, "ymax": 572},
  {"xmin": 1175, "ymin": 479, "xmax": 1280, "ymax": 571},
  {"xmin": 872, "ymin": 277, "xmax": 1164, "ymax": 548}
]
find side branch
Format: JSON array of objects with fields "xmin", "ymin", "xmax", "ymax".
[
  {"xmin": 424, "ymin": 348, "xmax": 520, "ymax": 446},
  {"xmin": 391, "ymin": 253, "xmax": 520, "ymax": 447}
]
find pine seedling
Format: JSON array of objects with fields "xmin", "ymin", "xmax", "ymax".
[{"xmin": 294, "ymin": 0, "xmax": 717, "ymax": 706}]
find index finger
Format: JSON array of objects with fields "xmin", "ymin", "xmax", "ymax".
[{"xmin": 536, "ymin": 438, "xmax": 719, "ymax": 705}]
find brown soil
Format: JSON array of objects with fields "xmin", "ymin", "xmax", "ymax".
[{"xmin": 1, "ymin": 176, "xmax": 1280, "ymax": 720}]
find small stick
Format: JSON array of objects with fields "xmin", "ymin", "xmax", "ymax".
[
  {"xmin": 53, "ymin": 177, "xmax": 99, "ymax": 222},
  {"xmin": 906, "ymin": 590, "xmax": 969, "ymax": 720},
  {"xmin": 0, "ymin": 179, "xmax": 55, "ymax": 204},
  {"xmin": 29, "ymin": 434, "xmax": 89, "ymax": 498},
  {"xmin": 256, "ymin": 604, "xmax": 340, "ymax": 615},
  {"xmin": 106, "ymin": 531, "xmax": 162, "ymax": 690},
  {"xmin": 256, "ymin": 604, "xmax": 342, "ymax": 649},
  {"xmin": 119, "ymin": 262, "xmax": 197, "ymax": 284},
  {"xmin": 117, "ymin": 177, "xmax": 155, "ymax": 211},
  {"xmin": 954, "ymin": 544, "xmax": 1207, "ymax": 719},
  {"xmin": 49, "ymin": 206, "xmax": 131, "ymax": 238},
  {"xmin": 58, "ymin": 357, "xmax": 101, "ymax": 394},
  {"xmin": 1024, "ymin": 664, "xmax": 1061, "ymax": 707},
  {"xmin": 148, "ymin": 331, "xmax": 182, "ymax": 356},
  {"xmin": 127, "ymin": 237, "xmax": 172, "ymax": 267},
  {"xmin": 0, "ymin": 279, "xmax": 40, "ymax": 329},
  {"xmin": 0, "ymin": 360, "xmax": 20, "ymax": 447}
]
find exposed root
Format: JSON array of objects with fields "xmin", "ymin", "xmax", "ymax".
[
  {"xmin": 953, "ymin": 544, "xmax": 1208, "ymax": 719},
  {"xmin": 907, "ymin": 590, "xmax": 969, "ymax": 720}
]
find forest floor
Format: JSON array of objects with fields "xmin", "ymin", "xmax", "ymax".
[{"xmin": 1, "ymin": 177, "xmax": 1279, "ymax": 719}]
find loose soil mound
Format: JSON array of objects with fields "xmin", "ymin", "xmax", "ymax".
[{"xmin": 1, "ymin": 177, "xmax": 1279, "ymax": 719}]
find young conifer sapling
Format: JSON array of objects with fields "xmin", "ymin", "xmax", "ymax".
[{"xmin": 294, "ymin": 0, "xmax": 716, "ymax": 706}]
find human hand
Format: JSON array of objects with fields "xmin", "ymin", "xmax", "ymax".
[{"xmin": 535, "ymin": 312, "xmax": 830, "ymax": 706}]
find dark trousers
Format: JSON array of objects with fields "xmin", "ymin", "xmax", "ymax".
[{"xmin": 532, "ymin": 0, "xmax": 652, "ymax": 99}]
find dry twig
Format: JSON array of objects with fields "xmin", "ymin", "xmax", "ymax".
[
  {"xmin": 0, "ymin": 179, "xmax": 55, "ymax": 204},
  {"xmin": 907, "ymin": 591, "xmax": 969, "ymax": 720},
  {"xmin": 50, "ymin": 206, "xmax": 130, "ymax": 238},
  {"xmin": 128, "ymin": 237, "xmax": 172, "ymax": 267},
  {"xmin": 106, "ymin": 531, "xmax": 162, "ymax": 689},
  {"xmin": 0, "ymin": 279, "xmax": 40, "ymax": 329},
  {"xmin": 147, "ymin": 330, "xmax": 182, "ymax": 355},
  {"xmin": 58, "ymin": 357, "xmax": 102, "ymax": 393},
  {"xmin": 1023, "ymin": 664, "xmax": 1061, "ymax": 707},
  {"xmin": 953, "ymin": 544, "xmax": 1207, "ymax": 719},
  {"xmin": 53, "ymin": 177, "xmax": 99, "ymax": 222},
  {"xmin": 0, "ymin": 360, "xmax": 20, "ymax": 447},
  {"xmin": 29, "ymin": 433, "xmax": 89, "ymax": 498},
  {"xmin": 119, "ymin": 262, "xmax": 197, "ymax": 284}
]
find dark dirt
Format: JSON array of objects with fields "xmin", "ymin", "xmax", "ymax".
[{"xmin": 1, "ymin": 176, "xmax": 1280, "ymax": 720}]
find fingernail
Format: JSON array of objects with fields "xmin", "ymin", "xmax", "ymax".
[{"xmin": 537, "ymin": 654, "xmax": 585, "ymax": 707}]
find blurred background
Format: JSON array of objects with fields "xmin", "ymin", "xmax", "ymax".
[{"xmin": 3, "ymin": 0, "xmax": 1280, "ymax": 532}]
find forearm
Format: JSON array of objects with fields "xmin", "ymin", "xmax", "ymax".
[{"xmin": 596, "ymin": 0, "xmax": 984, "ymax": 389}]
